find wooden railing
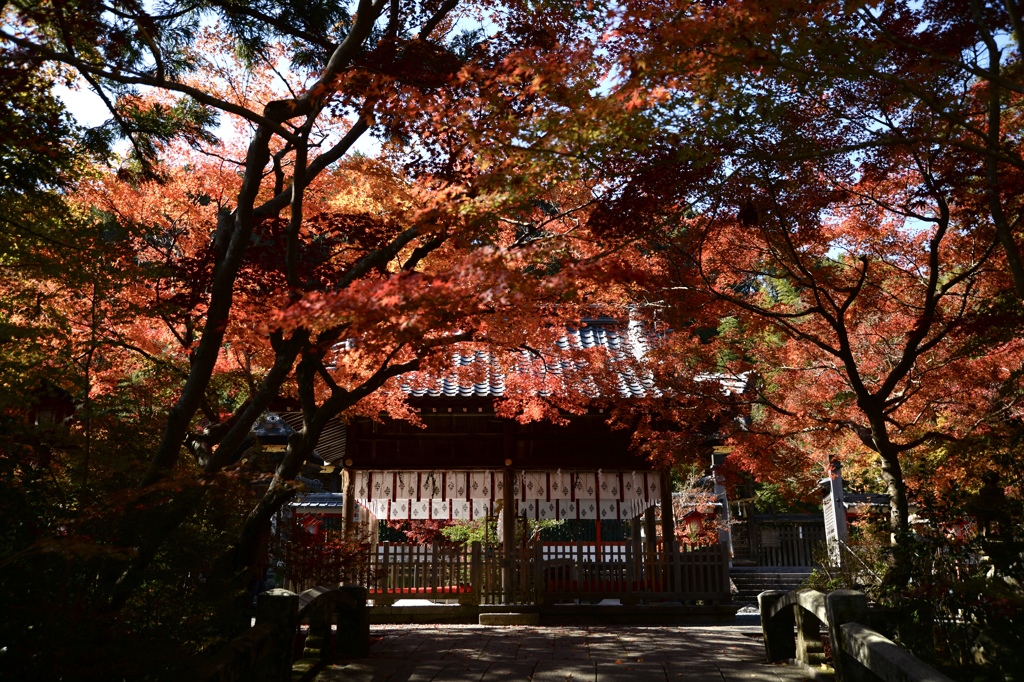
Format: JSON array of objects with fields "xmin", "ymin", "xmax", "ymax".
[
  {"xmin": 759, "ymin": 588, "xmax": 955, "ymax": 682},
  {"xmin": 367, "ymin": 541, "xmax": 479, "ymax": 605},
  {"xmin": 537, "ymin": 541, "xmax": 730, "ymax": 605},
  {"xmin": 191, "ymin": 585, "xmax": 369, "ymax": 682},
  {"xmin": 753, "ymin": 514, "xmax": 826, "ymax": 567},
  {"xmin": 287, "ymin": 540, "xmax": 731, "ymax": 607}
]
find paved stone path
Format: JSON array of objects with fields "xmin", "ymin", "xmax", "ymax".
[{"xmin": 315, "ymin": 624, "xmax": 815, "ymax": 681}]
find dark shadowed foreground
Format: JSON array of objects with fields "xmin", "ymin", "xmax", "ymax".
[{"xmin": 316, "ymin": 624, "xmax": 814, "ymax": 681}]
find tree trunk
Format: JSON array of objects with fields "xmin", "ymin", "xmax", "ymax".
[
  {"xmin": 866, "ymin": 412, "xmax": 913, "ymax": 590},
  {"xmin": 878, "ymin": 450, "xmax": 913, "ymax": 589}
]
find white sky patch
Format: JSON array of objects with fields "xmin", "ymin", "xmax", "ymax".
[
  {"xmin": 54, "ymin": 74, "xmax": 383, "ymax": 159},
  {"xmin": 53, "ymin": 84, "xmax": 109, "ymax": 128}
]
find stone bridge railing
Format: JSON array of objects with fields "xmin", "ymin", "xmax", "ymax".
[
  {"xmin": 190, "ymin": 584, "xmax": 369, "ymax": 682},
  {"xmin": 758, "ymin": 588, "xmax": 954, "ymax": 682}
]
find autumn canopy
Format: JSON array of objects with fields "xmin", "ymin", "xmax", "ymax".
[{"xmin": 2, "ymin": 0, "xmax": 1023, "ymax": 678}]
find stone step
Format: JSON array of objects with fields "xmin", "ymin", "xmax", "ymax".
[
  {"xmin": 732, "ymin": 582, "xmax": 809, "ymax": 590},
  {"xmin": 730, "ymin": 571, "xmax": 812, "ymax": 600},
  {"xmin": 731, "ymin": 576, "xmax": 812, "ymax": 583}
]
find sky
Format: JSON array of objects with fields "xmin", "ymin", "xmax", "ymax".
[
  {"xmin": 54, "ymin": 84, "xmax": 109, "ymax": 128},
  {"xmin": 54, "ymin": 77, "xmax": 383, "ymax": 158}
]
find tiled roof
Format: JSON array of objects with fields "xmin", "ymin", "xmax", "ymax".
[
  {"xmin": 402, "ymin": 349, "xmax": 505, "ymax": 398},
  {"xmin": 400, "ymin": 323, "xmax": 658, "ymax": 399},
  {"xmin": 695, "ymin": 372, "xmax": 750, "ymax": 396},
  {"xmin": 290, "ymin": 492, "xmax": 346, "ymax": 511},
  {"xmin": 259, "ymin": 322, "xmax": 751, "ymax": 466}
]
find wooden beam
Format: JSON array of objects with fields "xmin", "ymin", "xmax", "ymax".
[
  {"xmin": 660, "ymin": 469, "xmax": 675, "ymax": 553},
  {"xmin": 342, "ymin": 468, "xmax": 356, "ymax": 540},
  {"xmin": 501, "ymin": 466, "xmax": 516, "ymax": 602}
]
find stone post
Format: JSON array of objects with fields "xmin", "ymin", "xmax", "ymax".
[
  {"xmin": 335, "ymin": 585, "xmax": 370, "ymax": 658},
  {"xmin": 254, "ymin": 588, "xmax": 298, "ymax": 682},
  {"xmin": 304, "ymin": 599, "xmax": 334, "ymax": 662},
  {"xmin": 758, "ymin": 590, "xmax": 796, "ymax": 662},
  {"xmin": 826, "ymin": 589, "xmax": 871, "ymax": 682},
  {"xmin": 795, "ymin": 605, "xmax": 826, "ymax": 665}
]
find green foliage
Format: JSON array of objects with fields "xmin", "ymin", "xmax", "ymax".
[
  {"xmin": 441, "ymin": 517, "xmax": 565, "ymax": 547},
  {"xmin": 0, "ymin": 58, "xmax": 83, "ymax": 193},
  {"xmin": 0, "ymin": 400, "xmax": 258, "ymax": 679},
  {"xmin": 804, "ymin": 521, "xmax": 888, "ymax": 600},
  {"xmin": 441, "ymin": 517, "xmax": 498, "ymax": 546},
  {"xmin": 896, "ymin": 533, "xmax": 1024, "ymax": 682},
  {"xmin": 751, "ymin": 481, "xmax": 818, "ymax": 514},
  {"xmin": 669, "ymin": 462, "xmax": 705, "ymax": 492},
  {"xmin": 806, "ymin": 512, "xmax": 1024, "ymax": 681}
]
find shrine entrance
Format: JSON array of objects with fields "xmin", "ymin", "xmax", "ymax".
[
  {"xmin": 351, "ymin": 467, "xmax": 721, "ymax": 605},
  {"xmin": 315, "ymin": 406, "xmax": 732, "ymax": 609}
]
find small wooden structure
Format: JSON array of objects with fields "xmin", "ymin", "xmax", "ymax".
[
  {"xmin": 276, "ymin": 323, "xmax": 734, "ymax": 606},
  {"xmin": 330, "ymin": 404, "xmax": 730, "ymax": 605},
  {"xmin": 275, "ymin": 405, "xmax": 733, "ymax": 605}
]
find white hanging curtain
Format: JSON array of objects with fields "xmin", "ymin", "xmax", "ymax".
[
  {"xmin": 550, "ymin": 471, "xmax": 572, "ymax": 499},
  {"xmin": 469, "ymin": 471, "xmax": 494, "ymax": 500},
  {"xmin": 599, "ymin": 472, "xmax": 621, "ymax": 500},
  {"xmin": 353, "ymin": 469, "xmax": 660, "ymax": 520},
  {"xmin": 445, "ymin": 471, "xmax": 467, "ymax": 499},
  {"xmin": 410, "ymin": 500, "xmax": 430, "ymax": 519},
  {"xmin": 420, "ymin": 472, "xmax": 442, "ymax": 500},
  {"xmin": 390, "ymin": 499, "xmax": 409, "ymax": 520},
  {"xmin": 451, "ymin": 499, "xmax": 471, "ymax": 520},
  {"xmin": 576, "ymin": 473, "xmax": 597, "ymax": 499}
]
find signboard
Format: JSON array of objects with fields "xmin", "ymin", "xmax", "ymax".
[{"xmin": 821, "ymin": 460, "xmax": 849, "ymax": 566}]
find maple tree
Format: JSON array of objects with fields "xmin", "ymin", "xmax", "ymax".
[
  {"xmin": 5, "ymin": 2, "xmax": 1023, "ymax": 678},
  {"xmin": 468, "ymin": 0, "xmax": 1024, "ymax": 591},
  {"xmin": 1, "ymin": 2, "xmax": 656, "ymax": 673}
]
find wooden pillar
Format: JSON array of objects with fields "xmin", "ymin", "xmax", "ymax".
[
  {"xmin": 660, "ymin": 469, "xmax": 677, "ymax": 591},
  {"xmin": 660, "ymin": 469, "xmax": 675, "ymax": 553},
  {"xmin": 644, "ymin": 506, "xmax": 657, "ymax": 553},
  {"xmin": 631, "ymin": 516, "xmax": 643, "ymax": 581},
  {"xmin": 502, "ymin": 465, "xmax": 515, "ymax": 603},
  {"xmin": 343, "ymin": 468, "xmax": 356, "ymax": 540},
  {"xmin": 469, "ymin": 541, "xmax": 483, "ymax": 606},
  {"xmin": 501, "ymin": 421, "xmax": 518, "ymax": 604}
]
